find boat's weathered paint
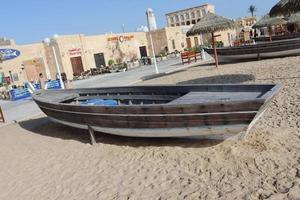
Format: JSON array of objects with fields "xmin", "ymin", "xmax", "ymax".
[{"xmin": 32, "ymin": 84, "xmax": 282, "ymax": 140}]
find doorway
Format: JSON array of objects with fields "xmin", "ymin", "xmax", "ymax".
[
  {"xmin": 186, "ymin": 38, "xmax": 192, "ymax": 48},
  {"xmin": 139, "ymin": 46, "xmax": 148, "ymax": 57},
  {"xmin": 94, "ymin": 53, "xmax": 106, "ymax": 68},
  {"xmin": 70, "ymin": 56, "xmax": 84, "ymax": 76},
  {"xmin": 194, "ymin": 37, "xmax": 199, "ymax": 47}
]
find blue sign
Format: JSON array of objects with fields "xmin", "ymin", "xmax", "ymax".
[
  {"xmin": 0, "ymin": 49, "xmax": 21, "ymax": 60},
  {"xmin": 10, "ymin": 88, "xmax": 31, "ymax": 101},
  {"xmin": 25, "ymin": 83, "xmax": 41, "ymax": 90},
  {"xmin": 46, "ymin": 80, "xmax": 62, "ymax": 89}
]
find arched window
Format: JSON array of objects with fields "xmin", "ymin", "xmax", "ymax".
[
  {"xmin": 185, "ymin": 13, "xmax": 190, "ymax": 20},
  {"xmin": 175, "ymin": 15, "xmax": 179, "ymax": 22},
  {"xmin": 180, "ymin": 14, "xmax": 184, "ymax": 21},
  {"xmin": 197, "ymin": 10, "xmax": 201, "ymax": 18},
  {"xmin": 170, "ymin": 17, "xmax": 174, "ymax": 23},
  {"xmin": 191, "ymin": 12, "xmax": 195, "ymax": 18}
]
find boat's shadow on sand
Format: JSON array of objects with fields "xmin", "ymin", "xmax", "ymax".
[{"xmin": 19, "ymin": 117, "xmax": 223, "ymax": 148}]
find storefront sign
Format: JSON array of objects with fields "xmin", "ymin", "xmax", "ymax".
[
  {"xmin": 68, "ymin": 48, "xmax": 81, "ymax": 56},
  {"xmin": 107, "ymin": 35, "xmax": 134, "ymax": 43},
  {"xmin": 0, "ymin": 49, "xmax": 21, "ymax": 60}
]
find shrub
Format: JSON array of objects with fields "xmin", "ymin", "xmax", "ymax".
[{"xmin": 108, "ymin": 59, "xmax": 115, "ymax": 66}]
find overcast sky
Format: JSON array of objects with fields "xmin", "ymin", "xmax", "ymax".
[{"xmin": 1, "ymin": 0, "xmax": 278, "ymax": 44}]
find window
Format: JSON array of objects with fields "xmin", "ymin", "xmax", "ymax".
[
  {"xmin": 192, "ymin": 20, "xmax": 196, "ymax": 24},
  {"xmin": 170, "ymin": 17, "xmax": 174, "ymax": 23},
  {"xmin": 186, "ymin": 21, "xmax": 191, "ymax": 25},
  {"xmin": 194, "ymin": 37, "xmax": 199, "ymax": 47},
  {"xmin": 181, "ymin": 42, "xmax": 185, "ymax": 48},
  {"xmin": 185, "ymin": 13, "xmax": 190, "ymax": 20},
  {"xmin": 172, "ymin": 40, "xmax": 176, "ymax": 49},
  {"xmin": 175, "ymin": 15, "xmax": 179, "ymax": 22},
  {"xmin": 197, "ymin": 10, "xmax": 201, "ymax": 18},
  {"xmin": 201, "ymin": 9, "xmax": 206, "ymax": 17},
  {"xmin": 12, "ymin": 73, "xmax": 19, "ymax": 82},
  {"xmin": 191, "ymin": 12, "xmax": 195, "ymax": 18},
  {"xmin": 180, "ymin": 14, "xmax": 184, "ymax": 21},
  {"xmin": 181, "ymin": 22, "xmax": 186, "ymax": 25}
]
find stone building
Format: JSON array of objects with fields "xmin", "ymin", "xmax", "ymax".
[
  {"xmin": 235, "ymin": 16, "xmax": 257, "ymax": 28},
  {"xmin": 0, "ymin": 32, "xmax": 150, "ymax": 85},
  {"xmin": 166, "ymin": 4, "xmax": 215, "ymax": 27}
]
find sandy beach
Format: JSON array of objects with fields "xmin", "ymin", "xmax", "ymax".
[{"xmin": 0, "ymin": 56, "xmax": 300, "ymax": 200}]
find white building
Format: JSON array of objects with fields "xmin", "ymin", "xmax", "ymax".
[{"xmin": 165, "ymin": 4, "xmax": 215, "ymax": 27}]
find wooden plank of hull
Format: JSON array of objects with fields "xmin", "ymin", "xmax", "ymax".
[
  {"xmin": 40, "ymin": 106, "xmax": 256, "ymax": 128},
  {"xmin": 35, "ymin": 99, "xmax": 264, "ymax": 115},
  {"xmin": 49, "ymin": 117, "xmax": 249, "ymax": 139}
]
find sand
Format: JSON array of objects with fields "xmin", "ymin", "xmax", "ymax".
[{"xmin": 0, "ymin": 56, "xmax": 300, "ymax": 200}]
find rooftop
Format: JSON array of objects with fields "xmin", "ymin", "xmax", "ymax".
[{"xmin": 165, "ymin": 3, "xmax": 212, "ymax": 16}]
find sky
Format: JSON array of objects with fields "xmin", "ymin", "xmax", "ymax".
[{"xmin": 1, "ymin": 0, "xmax": 279, "ymax": 44}]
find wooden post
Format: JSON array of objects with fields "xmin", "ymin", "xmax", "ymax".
[
  {"xmin": 0, "ymin": 106, "xmax": 5, "ymax": 123},
  {"xmin": 269, "ymin": 27, "xmax": 273, "ymax": 42},
  {"xmin": 88, "ymin": 125, "xmax": 96, "ymax": 145},
  {"xmin": 211, "ymin": 32, "xmax": 219, "ymax": 68}
]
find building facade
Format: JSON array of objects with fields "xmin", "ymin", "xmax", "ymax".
[
  {"xmin": 166, "ymin": 4, "xmax": 215, "ymax": 27},
  {"xmin": 0, "ymin": 32, "xmax": 150, "ymax": 85},
  {"xmin": 235, "ymin": 16, "xmax": 257, "ymax": 28},
  {"xmin": 147, "ymin": 26, "xmax": 203, "ymax": 56}
]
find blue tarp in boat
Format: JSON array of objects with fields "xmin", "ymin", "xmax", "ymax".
[{"xmin": 80, "ymin": 99, "xmax": 118, "ymax": 106}]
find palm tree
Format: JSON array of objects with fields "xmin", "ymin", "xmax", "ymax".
[
  {"xmin": 248, "ymin": 5, "xmax": 257, "ymax": 17},
  {"xmin": 0, "ymin": 53, "xmax": 3, "ymax": 63}
]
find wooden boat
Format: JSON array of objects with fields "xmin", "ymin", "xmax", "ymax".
[
  {"xmin": 204, "ymin": 38, "xmax": 300, "ymax": 62},
  {"xmin": 254, "ymin": 32, "xmax": 300, "ymax": 42},
  {"xmin": 32, "ymin": 84, "xmax": 281, "ymax": 140}
]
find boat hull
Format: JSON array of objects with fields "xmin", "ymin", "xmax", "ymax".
[
  {"xmin": 32, "ymin": 85, "xmax": 281, "ymax": 140},
  {"xmin": 204, "ymin": 38, "xmax": 300, "ymax": 62},
  {"xmin": 49, "ymin": 117, "xmax": 249, "ymax": 140}
]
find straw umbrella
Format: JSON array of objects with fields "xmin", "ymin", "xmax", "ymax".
[
  {"xmin": 252, "ymin": 15, "xmax": 287, "ymax": 41},
  {"xmin": 186, "ymin": 12, "xmax": 235, "ymax": 68},
  {"xmin": 270, "ymin": 0, "xmax": 300, "ymax": 17},
  {"xmin": 287, "ymin": 14, "xmax": 300, "ymax": 32}
]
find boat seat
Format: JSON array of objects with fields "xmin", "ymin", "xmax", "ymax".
[{"xmin": 168, "ymin": 91, "xmax": 262, "ymax": 104}]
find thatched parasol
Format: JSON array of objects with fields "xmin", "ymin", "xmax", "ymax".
[
  {"xmin": 287, "ymin": 13, "xmax": 300, "ymax": 23},
  {"xmin": 270, "ymin": 0, "xmax": 300, "ymax": 17},
  {"xmin": 253, "ymin": 15, "xmax": 287, "ymax": 41},
  {"xmin": 187, "ymin": 12, "xmax": 235, "ymax": 68},
  {"xmin": 286, "ymin": 14, "xmax": 300, "ymax": 32}
]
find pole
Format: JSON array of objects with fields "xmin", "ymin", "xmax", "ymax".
[
  {"xmin": 211, "ymin": 32, "xmax": 219, "ymax": 68},
  {"xmin": 52, "ymin": 46, "xmax": 65, "ymax": 89},
  {"xmin": 40, "ymin": 51, "xmax": 51, "ymax": 80},
  {"xmin": 269, "ymin": 27, "xmax": 272, "ymax": 42},
  {"xmin": 149, "ymin": 32, "xmax": 159, "ymax": 74}
]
